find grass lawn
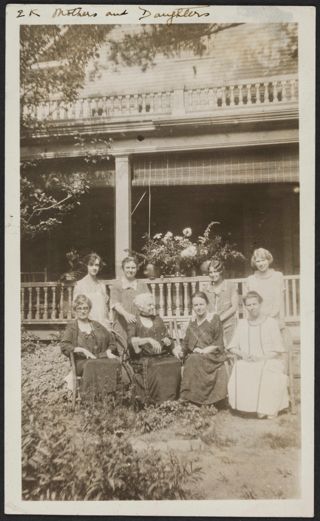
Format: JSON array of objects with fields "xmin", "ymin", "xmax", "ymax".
[{"xmin": 22, "ymin": 342, "xmax": 301, "ymax": 500}]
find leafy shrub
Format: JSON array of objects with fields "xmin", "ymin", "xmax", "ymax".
[
  {"xmin": 135, "ymin": 401, "xmax": 213, "ymax": 435},
  {"xmin": 22, "ymin": 400, "xmax": 200, "ymax": 500},
  {"xmin": 21, "ymin": 328, "xmax": 43, "ymax": 355}
]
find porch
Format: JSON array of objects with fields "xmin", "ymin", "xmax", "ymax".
[{"xmin": 21, "ymin": 274, "xmax": 300, "ymax": 343}]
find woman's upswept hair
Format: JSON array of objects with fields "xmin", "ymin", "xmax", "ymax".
[
  {"xmin": 73, "ymin": 294, "xmax": 92, "ymax": 312},
  {"xmin": 83, "ymin": 252, "xmax": 102, "ymax": 268},
  {"xmin": 134, "ymin": 292, "xmax": 155, "ymax": 311},
  {"xmin": 243, "ymin": 291, "xmax": 263, "ymax": 305},
  {"xmin": 191, "ymin": 291, "xmax": 209, "ymax": 305},
  {"xmin": 121, "ymin": 256, "xmax": 138, "ymax": 269},
  {"xmin": 251, "ymin": 248, "xmax": 273, "ymax": 269},
  {"xmin": 208, "ymin": 259, "xmax": 225, "ymax": 273}
]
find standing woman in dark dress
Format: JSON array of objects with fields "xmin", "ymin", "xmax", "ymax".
[
  {"xmin": 180, "ymin": 292, "xmax": 228, "ymax": 406},
  {"xmin": 127, "ymin": 293, "xmax": 182, "ymax": 404},
  {"xmin": 202, "ymin": 260, "xmax": 238, "ymax": 346},
  {"xmin": 110, "ymin": 256, "xmax": 149, "ymax": 355}
]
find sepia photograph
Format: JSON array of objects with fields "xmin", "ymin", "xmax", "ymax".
[{"xmin": 5, "ymin": 4, "xmax": 315, "ymax": 516}]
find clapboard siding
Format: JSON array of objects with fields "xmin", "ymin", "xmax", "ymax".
[{"xmin": 81, "ymin": 24, "xmax": 297, "ymax": 97}]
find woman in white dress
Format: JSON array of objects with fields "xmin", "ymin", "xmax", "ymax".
[
  {"xmin": 227, "ymin": 291, "xmax": 289, "ymax": 419},
  {"xmin": 73, "ymin": 253, "xmax": 110, "ymax": 329}
]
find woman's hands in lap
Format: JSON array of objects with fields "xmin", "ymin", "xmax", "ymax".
[
  {"xmin": 106, "ymin": 349, "xmax": 119, "ymax": 360},
  {"xmin": 74, "ymin": 347, "xmax": 97, "ymax": 360},
  {"xmin": 148, "ymin": 338, "xmax": 162, "ymax": 354}
]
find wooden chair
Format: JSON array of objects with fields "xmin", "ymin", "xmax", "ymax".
[
  {"xmin": 70, "ymin": 351, "xmax": 81, "ymax": 411},
  {"xmin": 282, "ymin": 327, "xmax": 297, "ymax": 414}
]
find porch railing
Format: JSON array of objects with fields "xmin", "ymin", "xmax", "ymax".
[
  {"xmin": 21, "ymin": 275, "xmax": 300, "ymax": 325},
  {"xmin": 24, "ymin": 74, "xmax": 298, "ymax": 124}
]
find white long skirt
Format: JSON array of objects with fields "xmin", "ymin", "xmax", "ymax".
[{"xmin": 228, "ymin": 359, "xmax": 289, "ymax": 416}]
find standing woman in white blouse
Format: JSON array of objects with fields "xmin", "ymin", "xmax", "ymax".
[
  {"xmin": 73, "ymin": 253, "xmax": 110, "ymax": 330},
  {"xmin": 244, "ymin": 248, "xmax": 285, "ymax": 329}
]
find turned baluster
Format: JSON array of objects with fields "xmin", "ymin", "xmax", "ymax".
[
  {"xmin": 67, "ymin": 286, "xmax": 73, "ymax": 319},
  {"xmin": 21, "ymin": 288, "xmax": 25, "ymax": 321},
  {"xmin": 255, "ymin": 83, "xmax": 262, "ymax": 104},
  {"xmin": 141, "ymin": 93, "xmax": 146, "ymax": 113},
  {"xmin": 174, "ymin": 283, "xmax": 181, "ymax": 317},
  {"xmin": 285, "ymin": 278, "xmax": 290, "ymax": 318},
  {"xmin": 272, "ymin": 81, "xmax": 279, "ymax": 103},
  {"xmin": 222, "ymin": 85, "xmax": 228, "ymax": 107},
  {"xmin": 51, "ymin": 286, "xmax": 56, "ymax": 319},
  {"xmin": 239, "ymin": 84, "xmax": 245, "ymax": 106},
  {"xmin": 27, "ymin": 287, "xmax": 32, "ymax": 319},
  {"xmin": 292, "ymin": 278, "xmax": 297, "ymax": 318},
  {"xmin": 229, "ymin": 85, "xmax": 235, "ymax": 107},
  {"xmin": 167, "ymin": 91, "xmax": 173, "ymax": 113},
  {"xmin": 124, "ymin": 94, "xmax": 131, "ymax": 114},
  {"xmin": 133, "ymin": 94, "xmax": 138, "ymax": 114},
  {"xmin": 263, "ymin": 82, "xmax": 270, "ymax": 104},
  {"xmin": 35, "ymin": 288, "xmax": 40, "ymax": 320},
  {"xmin": 183, "ymin": 283, "xmax": 189, "ymax": 316},
  {"xmin": 149, "ymin": 93, "xmax": 154, "ymax": 113},
  {"xmin": 167, "ymin": 283, "xmax": 172, "ymax": 317},
  {"xmin": 153, "ymin": 92, "xmax": 160, "ymax": 113},
  {"xmin": 159, "ymin": 283, "xmax": 165, "ymax": 317},
  {"xmin": 191, "ymin": 281, "xmax": 197, "ymax": 313},
  {"xmin": 43, "ymin": 287, "xmax": 48, "ymax": 320},
  {"xmin": 150, "ymin": 283, "xmax": 156, "ymax": 301},
  {"xmin": 59, "ymin": 284, "xmax": 64, "ymax": 319},
  {"xmin": 292, "ymin": 79, "xmax": 298, "ymax": 102}
]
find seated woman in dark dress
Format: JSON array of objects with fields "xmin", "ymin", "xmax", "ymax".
[
  {"xmin": 61, "ymin": 294, "xmax": 121, "ymax": 402},
  {"xmin": 180, "ymin": 292, "xmax": 228, "ymax": 407},
  {"xmin": 127, "ymin": 293, "xmax": 182, "ymax": 405}
]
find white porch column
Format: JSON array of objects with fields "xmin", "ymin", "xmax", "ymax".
[{"xmin": 115, "ymin": 155, "xmax": 132, "ymax": 277}]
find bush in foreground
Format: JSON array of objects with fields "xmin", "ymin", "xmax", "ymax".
[{"xmin": 22, "ymin": 397, "xmax": 201, "ymax": 500}]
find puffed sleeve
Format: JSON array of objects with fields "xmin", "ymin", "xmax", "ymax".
[
  {"xmin": 227, "ymin": 324, "xmax": 240, "ymax": 352},
  {"xmin": 270, "ymin": 271, "xmax": 285, "ymax": 319},
  {"xmin": 60, "ymin": 323, "xmax": 75, "ymax": 357},
  {"xmin": 110, "ymin": 280, "xmax": 122, "ymax": 308},
  {"xmin": 266, "ymin": 317, "xmax": 286, "ymax": 354},
  {"xmin": 137, "ymin": 280, "xmax": 150, "ymax": 294},
  {"xmin": 100, "ymin": 281, "xmax": 109, "ymax": 302},
  {"xmin": 72, "ymin": 280, "xmax": 82, "ymax": 302},
  {"xmin": 181, "ymin": 323, "xmax": 193, "ymax": 356},
  {"xmin": 127, "ymin": 321, "xmax": 138, "ymax": 343},
  {"xmin": 210, "ymin": 314, "xmax": 224, "ymax": 349},
  {"xmin": 96, "ymin": 323, "xmax": 117, "ymax": 357}
]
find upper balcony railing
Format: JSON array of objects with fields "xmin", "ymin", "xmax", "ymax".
[{"xmin": 23, "ymin": 74, "xmax": 298, "ymax": 126}]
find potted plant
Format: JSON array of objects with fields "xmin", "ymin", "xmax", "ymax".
[{"xmin": 139, "ymin": 223, "xmax": 244, "ymax": 277}]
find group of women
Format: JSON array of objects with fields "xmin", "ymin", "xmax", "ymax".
[{"xmin": 61, "ymin": 248, "xmax": 289, "ymax": 419}]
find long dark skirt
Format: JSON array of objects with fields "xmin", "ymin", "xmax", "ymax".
[
  {"xmin": 180, "ymin": 353, "xmax": 228, "ymax": 405},
  {"xmin": 130, "ymin": 355, "xmax": 181, "ymax": 405},
  {"xmin": 76, "ymin": 358, "xmax": 122, "ymax": 402}
]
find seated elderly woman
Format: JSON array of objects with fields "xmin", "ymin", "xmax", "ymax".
[
  {"xmin": 126, "ymin": 293, "xmax": 182, "ymax": 405},
  {"xmin": 227, "ymin": 291, "xmax": 289, "ymax": 419},
  {"xmin": 61, "ymin": 294, "xmax": 121, "ymax": 402},
  {"xmin": 180, "ymin": 291, "xmax": 228, "ymax": 407}
]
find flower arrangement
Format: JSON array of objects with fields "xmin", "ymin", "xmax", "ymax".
[{"xmin": 139, "ymin": 223, "xmax": 244, "ymax": 276}]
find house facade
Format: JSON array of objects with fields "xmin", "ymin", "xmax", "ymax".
[{"xmin": 21, "ymin": 23, "xmax": 300, "ymax": 335}]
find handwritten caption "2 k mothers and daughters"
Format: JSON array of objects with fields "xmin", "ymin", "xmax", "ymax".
[{"xmin": 16, "ymin": 5, "xmax": 210, "ymax": 24}]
